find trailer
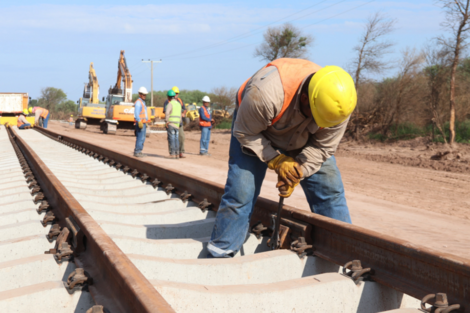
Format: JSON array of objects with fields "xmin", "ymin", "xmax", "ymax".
[{"xmin": 0, "ymin": 92, "xmax": 34, "ymax": 126}]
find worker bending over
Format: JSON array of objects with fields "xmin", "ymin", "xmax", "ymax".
[
  {"xmin": 207, "ymin": 58, "xmax": 357, "ymax": 258},
  {"xmin": 134, "ymin": 87, "xmax": 149, "ymax": 158},
  {"xmin": 199, "ymin": 96, "xmax": 214, "ymax": 156},
  {"xmin": 165, "ymin": 90, "xmax": 182, "ymax": 159},
  {"xmin": 33, "ymin": 107, "xmax": 50, "ymax": 128},
  {"xmin": 17, "ymin": 111, "xmax": 31, "ymax": 129}
]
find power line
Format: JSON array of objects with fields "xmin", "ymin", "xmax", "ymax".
[
  {"xmin": 159, "ymin": 0, "xmax": 346, "ymax": 60},
  {"xmin": 167, "ymin": 0, "xmax": 376, "ymax": 62}
]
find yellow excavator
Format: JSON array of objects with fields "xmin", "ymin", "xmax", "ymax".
[
  {"xmin": 76, "ymin": 62, "xmax": 105, "ymax": 129},
  {"xmin": 101, "ymin": 50, "xmax": 154, "ymax": 135}
]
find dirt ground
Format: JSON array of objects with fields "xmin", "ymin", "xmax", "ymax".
[{"xmin": 49, "ymin": 121, "xmax": 470, "ymax": 259}]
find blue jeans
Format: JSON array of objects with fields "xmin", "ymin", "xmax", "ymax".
[
  {"xmin": 43, "ymin": 113, "xmax": 50, "ymax": 128},
  {"xmin": 134, "ymin": 124, "xmax": 147, "ymax": 154},
  {"xmin": 167, "ymin": 126, "xmax": 179, "ymax": 155},
  {"xmin": 19, "ymin": 123, "xmax": 31, "ymax": 129},
  {"xmin": 207, "ymin": 111, "xmax": 351, "ymax": 258},
  {"xmin": 200, "ymin": 127, "xmax": 211, "ymax": 154}
]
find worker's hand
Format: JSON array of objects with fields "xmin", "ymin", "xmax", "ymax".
[
  {"xmin": 138, "ymin": 121, "xmax": 143, "ymax": 129},
  {"xmin": 276, "ymin": 180, "xmax": 298, "ymax": 198},
  {"xmin": 268, "ymin": 154, "xmax": 303, "ymax": 187}
]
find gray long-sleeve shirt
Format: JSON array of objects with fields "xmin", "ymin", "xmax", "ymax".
[{"xmin": 234, "ymin": 64, "xmax": 348, "ymax": 178}]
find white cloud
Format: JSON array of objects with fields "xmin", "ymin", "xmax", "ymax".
[{"xmin": 0, "ymin": 4, "xmax": 289, "ymax": 36}]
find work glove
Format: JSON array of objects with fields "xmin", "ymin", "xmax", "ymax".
[
  {"xmin": 276, "ymin": 180, "xmax": 297, "ymax": 198},
  {"xmin": 138, "ymin": 121, "xmax": 144, "ymax": 129},
  {"xmin": 268, "ymin": 154, "xmax": 303, "ymax": 187}
]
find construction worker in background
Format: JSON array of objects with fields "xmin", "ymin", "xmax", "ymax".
[
  {"xmin": 17, "ymin": 111, "xmax": 31, "ymax": 129},
  {"xmin": 164, "ymin": 90, "xmax": 182, "ymax": 159},
  {"xmin": 133, "ymin": 87, "xmax": 149, "ymax": 158},
  {"xmin": 172, "ymin": 86, "xmax": 187, "ymax": 158},
  {"xmin": 207, "ymin": 58, "xmax": 357, "ymax": 258},
  {"xmin": 33, "ymin": 107, "xmax": 50, "ymax": 128},
  {"xmin": 199, "ymin": 96, "xmax": 214, "ymax": 156},
  {"xmin": 69, "ymin": 115, "xmax": 74, "ymax": 126}
]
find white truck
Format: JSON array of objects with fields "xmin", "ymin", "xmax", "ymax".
[{"xmin": 0, "ymin": 93, "xmax": 32, "ymax": 126}]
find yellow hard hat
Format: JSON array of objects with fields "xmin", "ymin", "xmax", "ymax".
[
  {"xmin": 308, "ymin": 66, "xmax": 357, "ymax": 128},
  {"xmin": 71, "ymin": 115, "xmax": 73, "ymax": 117},
  {"xmin": 172, "ymin": 86, "xmax": 180, "ymax": 94},
  {"xmin": 28, "ymin": 107, "xmax": 33, "ymax": 113},
  {"xmin": 23, "ymin": 109, "xmax": 28, "ymax": 115}
]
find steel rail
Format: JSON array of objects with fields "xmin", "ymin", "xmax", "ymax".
[
  {"xmin": 8, "ymin": 126, "xmax": 175, "ymax": 313},
  {"xmin": 35, "ymin": 126, "xmax": 470, "ymax": 311}
]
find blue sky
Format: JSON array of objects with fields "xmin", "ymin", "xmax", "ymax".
[{"xmin": 1, "ymin": 0, "xmax": 446, "ymax": 101}]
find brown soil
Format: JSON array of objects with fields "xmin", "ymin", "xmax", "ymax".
[
  {"xmin": 49, "ymin": 121, "xmax": 470, "ymax": 259},
  {"xmin": 337, "ymin": 136, "xmax": 470, "ymax": 174}
]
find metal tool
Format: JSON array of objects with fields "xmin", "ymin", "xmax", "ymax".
[{"xmin": 269, "ymin": 196, "xmax": 284, "ymax": 250}]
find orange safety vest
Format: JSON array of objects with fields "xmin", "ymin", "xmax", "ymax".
[
  {"xmin": 237, "ymin": 58, "xmax": 320, "ymax": 125},
  {"xmin": 135, "ymin": 98, "xmax": 149, "ymax": 123},
  {"xmin": 40, "ymin": 108, "xmax": 49, "ymax": 118},
  {"xmin": 199, "ymin": 106, "xmax": 211, "ymax": 127},
  {"xmin": 17, "ymin": 116, "xmax": 24, "ymax": 127},
  {"xmin": 176, "ymin": 98, "xmax": 186, "ymax": 114}
]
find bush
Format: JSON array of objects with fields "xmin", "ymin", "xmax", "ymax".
[
  {"xmin": 431, "ymin": 120, "xmax": 470, "ymax": 143},
  {"xmin": 215, "ymin": 118, "xmax": 232, "ymax": 129},
  {"xmin": 367, "ymin": 120, "xmax": 470, "ymax": 143},
  {"xmin": 368, "ymin": 123, "xmax": 424, "ymax": 141}
]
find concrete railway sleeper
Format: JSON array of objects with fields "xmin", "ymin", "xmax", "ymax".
[{"xmin": 0, "ymin": 125, "xmax": 466, "ymax": 312}]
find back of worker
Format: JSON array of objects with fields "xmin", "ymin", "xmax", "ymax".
[
  {"xmin": 33, "ymin": 107, "xmax": 50, "ymax": 128},
  {"xmin": 165, "ymin": 90, "xmax": 182, "ymax": 159},
  {"xmin": 207, "ymin": 58, "xmax": 357, "ymax": 258}
]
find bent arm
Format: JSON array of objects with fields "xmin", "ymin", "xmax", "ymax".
[
  {"xmin": 34, "ymin": 110, "xmax": 41, "ymax": 124},
  {"xmin": 296, "ymin": 118, "xmax": 348, "ymax": 177},
  {"xmin": 165, "ymin": 103, "xmax": 173, "ymax": 123},
  {"xmin": 233, "ymin": 86, "xmax": 279, "ymax": 162}
]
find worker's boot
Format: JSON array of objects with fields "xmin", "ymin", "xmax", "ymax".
[
  {"xmin": 179, "ymin": 153, "xmax": 186, "ymax": 158},
  {"xmin": 134, "ymin": 152, "xmax": 145, "ymax": 158}
]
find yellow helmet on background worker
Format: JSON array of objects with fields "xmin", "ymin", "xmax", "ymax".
[
  {"xmin": 28, "ymin": 107, "xmax": 33, "ymax": 114},
  {"xmin": 172, "ymin": 86, "xmax": 180, "ymax": 94},
  {"xmin": 23, "ymin": 109, "xmax": 28, "ymax": 115},
  {"xmin": 308, "ymin": 66, "xmax": 357, "ymax": 128}
]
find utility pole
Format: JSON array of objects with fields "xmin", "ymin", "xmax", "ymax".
[{"xmin": 141, "ymin": 59, "xmax": 162, "ymax": 107}]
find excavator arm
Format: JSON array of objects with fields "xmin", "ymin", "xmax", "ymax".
[
  {"xmin": 82, "ymin": 62, "xmax": 100, "ymax": 104},
  {"xmin": 89, "ymin": 63, "xmax": 99, "ymax": 104},
  {"xmin": 110, "ymin": 50, "xmax": 133, "ymax": 102}
]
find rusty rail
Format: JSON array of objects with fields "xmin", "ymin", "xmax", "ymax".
[
  {"xmin": 35, "ymin": 126, "xmax": 470, "ymax": 311},
  {"xmin": 8, "ymin": 126, "xmax": 175, "ymax": 313}
]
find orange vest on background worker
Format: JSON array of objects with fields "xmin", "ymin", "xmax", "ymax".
[
  {"xmin": 199, "ymin": 106, "xmax": 211, "ymax": 127},
  {"xmin": 237, "ymin": 58, "xmax": 319, "ymax": 125},
  {"xmin": 176, "ymin": 98, "xmax": 186, "ymax": 115},
  {"xmin": 135, "ymin": 98, "xmax": 149, "ymax": 123},
  {"xmin": 40, "ymin": 108, "xmax": 49, "ymax": 118},
  {"xmin": 17, "ymin": 116, "xmax": 24, "ymax": 127}
]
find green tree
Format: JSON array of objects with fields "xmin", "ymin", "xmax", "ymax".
[
  {"xmin": 29, "ymin": 99, "xmax": 38, "ymax": 108},
  {"xmin": 37, "ymin": 87, "xmax": 67, "ymax": 112},
  {"xmin": 254, "ymin": 23, "xmax": 313, "ymax": 62},
  {"xmin": 56, "ymin": 100, "xmax": 78, "ymax": 114}
]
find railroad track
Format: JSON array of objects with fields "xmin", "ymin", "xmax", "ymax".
[{"xmin": 1, "ymin": 125, "xmax": 469, "ymax": 312}]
